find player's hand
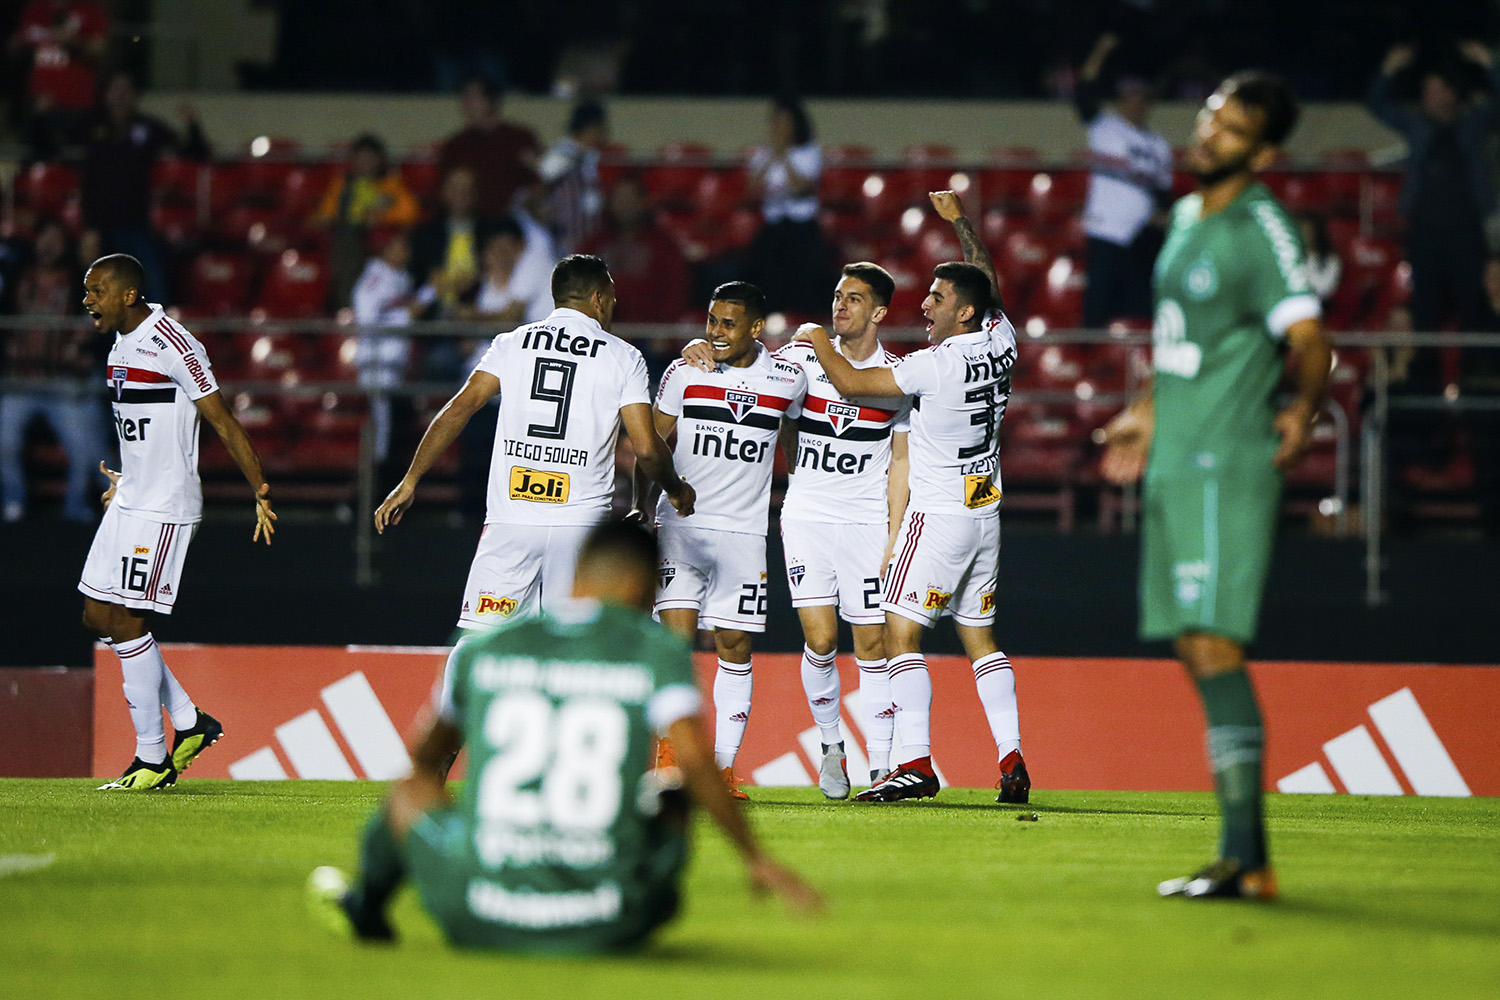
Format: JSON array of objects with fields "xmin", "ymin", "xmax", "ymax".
[
  {"xmin": 1383, "ymin": 44, "xmax": 1415, "ymax": 75},
  {"xmin": 747, "ymin": 855, "xmax": 825, "ymax": 916},
  {"xmin": 791, "ymin": 323, "xmax": 827, "ymax": 345},
  {"xmin": 665, "ymin": 480, "xmax": 695, "ymax": 518},
  {"xmin": 1271, "ymin": 402, "xmax": 1318, "ymax": 471},
  {"xmin": 682, "ymin": 338, "xmax": 715, "ymax": 372},
  {"xmin": 928, "ymin": 190, "xmax": 966, "ymax": 222},
  {"xmin": 252, "ymin": 482, "xmax": 276, "ymax": 545},
  {"xmin": 99, "ymin": 461, "xmax": 121, "ymax": 509},
  {"xmin": 1096, "ymin": 405, "xmax": 1152, "ymax": 485},
  {"xmin": 375, "ymin": 480, "xmax": 416, "ymax": 533}
]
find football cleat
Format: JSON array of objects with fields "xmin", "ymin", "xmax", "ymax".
[
  {"xmin": 721, "ymin": 767, "xmax": 750, "ymax": 801},
  {"xmin": 98, "ymin": 756, "xmax": 178, "ymax": 791},
  {"xmin": 306, "ymin": 866, "xmax": 395, "ymax": 942},
  {"xmin": 170, "ymin": 710, "xmax": 224, "ymax": 773},
  {"xmin": 1158, "ymin": 859, "xmax": 1279, "ymax": 901},
  {"xmin": 818, "ymin": 743, "xmax": 850, "ymax": 800},
  {"xmin": 854, "ymin": 761, "xmax": 940, "ymax": 802},
  {"xmin": 869, "ymin": 768, "xmax": 891, "ymax": 785},
  {"xmin": 995, "ymin": 750, "xmax": 1031, "ymax": 804}
]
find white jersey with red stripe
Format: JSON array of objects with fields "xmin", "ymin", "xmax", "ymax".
[
  {"xmin": 474, "ymin": 307, "xmax": 652, "ymax": 526},
  {"xmin": 891, "ymin": 308, "xmax": 1018, "ymax": 519},
  {"xmin": 654, "ymin": 344, "xmax": 806, "ymax": 534},
  {"xmin": 776, "ymin": 339, "xmax": 909, "ymax": 526},
  {"xmin": 105, "ymin": 306, "xmax": 220, "ymax": 523}
]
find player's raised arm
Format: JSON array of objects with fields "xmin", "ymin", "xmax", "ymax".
[
  {"xmin": 194, "ymin": 390, "xmax": 276, "ymax": 544},
  {"xmin": 374, "ymin": 369, "xmax": 500, "ymax": 533},
  {"xmin": 623, "ymin": 401, "xmax": 693, "ymax": 518},
  {"xmin": 929, "ymin": 190, "xmax": 1003, "ymax": 311},
  {"xmin": 794, "ymin": 324, "xmax": 902, "ymax": 400}
]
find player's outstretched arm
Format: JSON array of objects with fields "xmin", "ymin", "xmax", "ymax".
[
  {"xmin": 623, "ymin": 402, "xmax": 694, "ymax": 518},
  {"xmin": 794, "ymin": 324, "xmax": 902, "ymax": 399},
  {"xmin": 194, "ymin": 390, "xmax": 276, "ymax": 544},
  {"xmin": 667, "ymin": 714, "xmax": 825, "ymax": 915},
  {"xmin": 375, "ymin": 370, "xmax": 500, "ymax": 533},
  {"xmin": 929, "ymin": 190, "xmax": 1004, "ymax": 310},
  {"xmin": 1272, "ymin": 318, "xmax": 1333, "ymax": 470},
  {"xmin": 1097, "ymin": 387, "xmax": 1155, "ymax": 485}
]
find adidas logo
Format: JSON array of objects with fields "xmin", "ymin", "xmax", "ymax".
[
  {"xmin": 730, "ymin": 712, "xmax": 750, "ymax": 723},
  {"xmin": 903, "ymin": 591, "xmax": 919, "ymax": 604},
  {"xmin": 812, "ymin": 697, "xmax": 836, "ymax": 707},
  {"xmin": 1277, "ymin": 687, "xmax": 1470, "ymax": 797},
  {"xmin": 226, "ymin": 671, "xmax": 412, "ymax": 781}
]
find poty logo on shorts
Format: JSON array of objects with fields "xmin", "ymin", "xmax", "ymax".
[
  {"xmin": 474, "ymin": 595, "xmax": 518, "ymax": 616},
  {"xmin": 826, "ymin": 401, "xmax": 861, "ymax": 436},
  {"xmin": 110, "ymin": 367, "xmax": 128, "ymax": 400},
  {"xmin": 980, "ymin": 592, "xmax": 995, "ymax": 613},
  {"xmin": 924, "ymin": 589, "xmax": 953, "ymax": 610},
  {"xmin": 788, "ymin": 564, "xmax": 806, "ymax": 586},
  {"xmin": 725, "ymin": 389, "xmax": 758, "ymax": 422},
  {"xmin": 134, "ymin": 546, "xmax": 150, "ymax": 555}
]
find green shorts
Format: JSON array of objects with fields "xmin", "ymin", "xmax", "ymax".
[
  {"xmin": 1139, "ymin": 465, "xmax": 1281, "ymax": 645},
  {"xmin": 405, "ymin": 807, "xmax": 687, "ymax": 953}
]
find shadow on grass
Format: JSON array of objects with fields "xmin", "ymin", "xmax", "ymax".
[{"xmin": 747, "ymin": 795, "xmax": 1204, "ymax": 818}]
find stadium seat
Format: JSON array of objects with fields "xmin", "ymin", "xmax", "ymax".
[
  {"xmin": 692, "ymin": 167, "xmax": 748, "ymax": 218},
  {"xmin": 1027, "ymin": 170, "xmax": 1087, "ymax": 219},
  {"xmin": 987, "ymin": 147, "xmax": 1042, "ymax": 166},
  {"xmin": 152, "ymin": 159, "xmax": 207, "ymax": 207},
  {"xmin": 823, "ymin": 144, "xmax": 876, "ymax": 164},
  {"xmin": 643, "ymin": 163, "xmax": 711, "ymax": 210},
  {"xmin": 657, "ymin": 141, "xmax": 715, "ymax": 162},
  {"xmin": 1025, "ymin": 255, "xmax": 1085, "ymax": 331},
  {"xmin": 977, "ymin": 168, "xmax": 1035, "ymax": 214},
  {"xmin": 184, "ymin": 251, "xmax": 256, "ymax": 317},
  {"xmin": 282, "ymin": 164, "xmax": 334, "ymax": 218},
  {"xmin": 399, "ymin": 160, "xmax": 442, "ymax": 203},
  {"xmin": 150, "ymin": 202, "xmax": 203, "ymax": 246},
  {"xmin": 15, "ymin": 162, "xmax": 79, "ymax": 217},
  {"xmin": 255, "ymin": 250, "xmax": 330, "ymax": 318}
]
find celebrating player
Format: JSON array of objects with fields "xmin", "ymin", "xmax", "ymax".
[
  {"xmin": 375, "ymin": 254, "xmax": 693, "ymax": 705},
  {"xmin": 81, "ymin": 254, "xmax": 275, "ymax": 790},
  {"xmin": 308, "ymin": 519, "xmax": 822, "ymax": 949},
  {"xmin": 640, "ymin": 282, "xmax": 807, "ymax": 799},
  {"xmin": 798, "ymin": 191, "xmax": 1029, "ymax": 804},
  {"xmin": 1101, "ymin": 74, "xmax": 1331, "ymax": 900},
  {"xmin": 685, "ymin": 263, "xmax": 910, "ymax": 797}
]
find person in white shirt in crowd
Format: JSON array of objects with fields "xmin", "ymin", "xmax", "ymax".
[
  {"xmin": 1075, "ymin": 32, "xmax": 1174, "ymax": 328},
  {"xmin": 744, "ymin": 96, "xmax": 832, "ymax": 317},
  {"xmin": 1298, "ymin": 213, "xmax": 1344, "ymax": 308},
  {"xmin": 462, "ymin": 218, "xmax": 556, "ymax": 326},
  {"xmin": 534, "ymin": 100, "xmax": 607, "ymax": 256},
  {"xmin": 351, "ymin": 229, "xmax": 425, "ymax": 467}
]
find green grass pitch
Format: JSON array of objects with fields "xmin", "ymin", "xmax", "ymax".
[{"xmin": 2, "ymin": 780, "xmax": 1497, "ymax": 1000}]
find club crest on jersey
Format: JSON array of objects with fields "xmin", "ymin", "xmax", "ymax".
[
  {"xmin": 826, "ymin": 401, "xmax": 861, "ymax": 436},
  {"xmin": 724, "ymin": 389, "xmax": 758, "ymax": 422},
  {"xmin": 788, "ymin": 564, "xmax": 806, "ymax": 587},
  {"xmin": 659, "ymin": 565, "xmax": 676, "ymax": 588},
  {"xmin": 110, "ymin": 367, "xmax": 129, "ymax": 400}
]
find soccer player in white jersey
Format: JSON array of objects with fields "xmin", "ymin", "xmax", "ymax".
[
  {"xmin": 800, "ymin": 192, "xmax": 1030, "ymax": 804},
  {"xmin": 641, "ymin": 282, "xmax": 807, "ymax": 800},
  {"xmin": 687, "ymin": 263, "xmax": 910, "ymax": 798},
  {"xmin": 80, "ymin": 254, "xmax": 276, "ymax": 791},
  {"xmin": 375, "ymin": 254, "xmax": 693, "ymax": 705}
]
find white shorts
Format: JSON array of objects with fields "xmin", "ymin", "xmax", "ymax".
[
  {"xmin": 881, "ymin": 509, "xmax": 999, "ymax": 628},
  {"xmin": 456, "ymin": 521, "xmax": 592, "ymax": 630},
  {"xmin": 780, "ymin": 518, "xmax": 887, "ymax": 625},
  {"xmin": 654, "ymin": 524, "xmax": 767, "ymax": 633},
  {"xmin": 78, "ymin": 505, "xmax": 198, "ymax": 615}
]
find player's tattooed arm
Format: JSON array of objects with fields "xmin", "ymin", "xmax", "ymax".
[
  {"xmin": 930, "ymin": 190, "xmax": 1004, "ymax": 310},
  {"xmin": 194, "ymin": 390, "xmax": 276, "ymax": 544}
]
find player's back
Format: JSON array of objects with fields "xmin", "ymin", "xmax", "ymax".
[
  {"xmin": 897, "ymin": 309, "xmax": 1018, "ymax": 517},
  {"xmin": 445, "ymin": 600, "xmax": 698, "ymax": 949},
  {"xmin": 475, "ymin": 307, "xmax": 651, "ymax": 525}
]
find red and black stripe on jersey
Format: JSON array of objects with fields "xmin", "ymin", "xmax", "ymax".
[
  {"xmin": 108, "ymin": 365, "xmax": 177, "ymax": 404},
  {"xmin": 796, "ymin": 394, "xmax": 898, "ymax": 442},
  {"xmin": 680, "ymin": 384, "xmax": 795, "ymax": 431}
]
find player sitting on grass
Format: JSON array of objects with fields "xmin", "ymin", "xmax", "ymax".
[{"xmin": 308, "ymin": 519, "xmax": 821, "ymax": 949}]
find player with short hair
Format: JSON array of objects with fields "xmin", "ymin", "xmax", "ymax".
[
  {"xmin": 1101, "ymin": 73, "xmax": 1330, "ymax": 901},
  {"xmin": 375, "ymin": 254, "xmax": 693, "ymax": 700},
  {"xmin": 81, "ymin": 253, "xmax": 275, "ymax": 790},
  {"xmin": 641, "ymin": 282, "xmax": 807, "ymax": 799},
  {"xmin": 799, "ymin": 192, "xmax": 1029, "ymax": 805},
  {"xmin": 308, "ymin": 518, "xmax": 821, "ymax": 949},
  {"xmin": 685, "ymin": 262, "xmax": 910, "ymax": 797}
]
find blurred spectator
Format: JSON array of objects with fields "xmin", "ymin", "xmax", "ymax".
[
  {"xmin": 313, "ymin": 133, "xmax": 421, "ymax": 312},
  {"xmin": 0, "ymin": 216, "xmax": 103, "ymax": 522},
  {"xmin": 462, "ymin": 218, "xmax": 554, "ymax": 325},
  {"xmin": 9, "ymin": 0, "xmax": 108, "ymax": 160},
  {"xmin": 437, "ymin": 76, "xmax": 541, "ymax": 219},
  {"xmin": 1075, "ymin": 33, "xmax": 1172, "ymax": 328},
  {"xmin": 77, "ymin": 70, "xmax": 209, "ymax": 304},
  {"xmin": 743, "ymin": 96, "xmax": 832, "ymax": 317},
  {"xmin": 351, "ymin": 229, "xmax": 419, "ymax": 470},
  {"xmin": 534, "ymin": 100, "xmax": 608, "ymax": 255},
  {"xmin": 410, "ymin": 167, "xmax": 495, "ymax": 318},
  {"xmin": 579, "ymin": 173, "xmax": 690, "ymax": 324},
  {"xmin": 1368, "ymin": 41, "xmax": 1500, "ymax": 340},
  {"xmin": 1298, "ymin": 213, "xmax": 1344, "ymax": 308}
]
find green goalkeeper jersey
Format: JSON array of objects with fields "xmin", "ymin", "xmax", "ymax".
[
  {"xmin": 441, "ymin": 599, "xmax": 699, "ymax": 937},
  {"xmin": 1147, "ymin": 182, "xmax": 1322, "ymax": 477}
]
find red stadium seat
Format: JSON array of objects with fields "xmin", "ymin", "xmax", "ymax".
[
  {"xmin": 400, "ymin": 160, "xmax": 442, "ymax": 203},
  {"xmin": 692, "ymin": 167, "xmax": 748, "ymax": 218},
  {"xmin": 282, "ymin": 164, "xmax": 334, "ymax": 218},
  {"xmin": 642, "ymin": 163, "xmax": 711, "ymax": 210},
  {"xmin": 255, "ymin": 250, "xmax": 330, "ymax": 318},
  {"xmin": 658, "ymin": 141, "xmax": 714, "ymax": 162},
  {"xmin": 152, "ymin": 159, "xmax": 206, "ymax": 205},
  {"xmin": 823, "ymin": 144, "xmax": 875, "ymax": 164},
  {"xmin": 15, "ymin": 162, "xmax": 79, "ymax": 217},
  {"xmin": 988, "ymin": 147, "xmax": 1041, "ymax": 166},
  {"xmin": 1025, "ymin": 254, "xmax": 1085, "ymax": 331},
  {"xmin": 977, "ymin": 168, "xmax": 1035, "ymax": 213},
  {"xmin": 1027, "ymin": 170, "xmax": 1088, "ymax": 219},
  {"xmin": 185, "ymin": 251, "xmax": 256, "ymax": 317},
  {"xmin": 150, "ymin": 202, "xmax": 203, "ymax": 246}
]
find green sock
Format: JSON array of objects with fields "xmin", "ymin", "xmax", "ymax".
[
  {"xmin": 1195, "ymin": 669, "xmax": 1268, "ymax": 870},
  {"xmin": 350, "ymin": 809, "xmax": 405, "ymax": 917}
]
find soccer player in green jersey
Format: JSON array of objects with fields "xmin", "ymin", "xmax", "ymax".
[
  {"xmin": 1100, "ymin": 73, "xmax": 1333, "ymax": 900},
  {"xmin": 308, "ymin": 519, "xmax": 821, "ymax": 949}
]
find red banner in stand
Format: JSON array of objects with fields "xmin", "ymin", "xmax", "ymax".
[{"xmin": 92, "ymin": 645, "xmax": 1500, "ymax": 796}]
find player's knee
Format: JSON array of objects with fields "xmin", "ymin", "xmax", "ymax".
[
  {"xmin": 1175, "ymin": 632, "xmax": 1243, "ymax": 677},
  {"xmin": 714, "ymin": 629, "xmax": 752, "ymax": 663},
  {"xmin": 801, "ymin": 628, "xmax": 837, "ymax": 657},
  {"xmin": 850, "ymin": 627, "xmax": 884, "ymax": 661},
  {"xmin": 81, "ymin": 602, "xmax": 109, "ymax": 639}
]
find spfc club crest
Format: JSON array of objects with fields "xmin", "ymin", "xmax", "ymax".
[
  {"xmin": 788, "ymin": 564, "xmax": 806, "ymax": 586},
  {"xmin": 659, "ymin": 565, "xmax": 676, "ymax": 588},
  {"xmin": 110, "ymin": 366, "xmax": 129, "ymax": 400},
  {"xmin": 725, "ymin": 389, "xmax": 758, "ymax": 422},
  {"xmin": 826, "ymin": 401, "xmax": 860, "ymax": 435}
]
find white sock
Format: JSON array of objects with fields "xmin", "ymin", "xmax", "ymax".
[
  {"xmin": 973, "ymin": 652, "xmax": 1021, "ymax": 759},
  {"xmin": 115, "ymin": 634, "xmax": 167, "ymax": 764},
  {"xmin": 160, "ymin": 665, "xmax": 197, "ymax": 732},
  {"xmin": 887, "ymin": 653, "xmax": 931, "ymax": 761},
  {"xmin": 439, "ymin": 632, "xmax": 478, "ymax": 710},
  {"xmin": 713, "ymin": 658, "xmax": 753, "ymax": 769},
  {"xmin": 857, "ymin": 656, "xmax": 893, "ymax": 773},
  {"xmin": 799, "ymin": 645, "xmax": 842, "ymax": 745}
]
